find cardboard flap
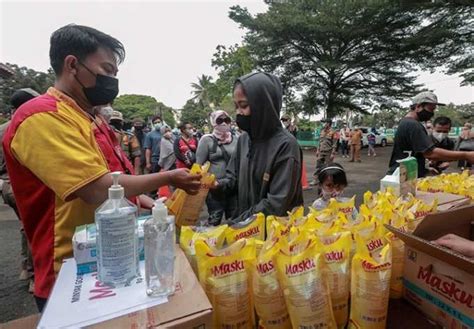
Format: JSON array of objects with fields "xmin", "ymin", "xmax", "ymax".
[
  {"xmin": 386, "ymin": 224, "xmax": 474, "ymax": 275},
  {"xmin": 413, "ymin": 204, "xmax": 474, "ymax": 241}
]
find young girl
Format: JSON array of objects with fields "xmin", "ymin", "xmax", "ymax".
[{"xmin": 312, "ymin": 163, "xmax": 348, "ymax": 210}]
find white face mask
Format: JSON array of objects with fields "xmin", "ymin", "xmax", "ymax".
[
  {"xmin": 432, "ymin": 132, "xmax": 448, "ymax": 142},
  {"xmin": 185, "ymin": 129, "xmax": 194, "ymax": 137},
  {"xmin": 321, "ymin": 188, "xmax": 343, "ymax": 200}
]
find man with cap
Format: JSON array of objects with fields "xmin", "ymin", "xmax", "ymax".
[
  {"xmin": 388, "ymin": 91, "xmax": 474, "ymax": 177},
  {"xmin": 109, "ymin": 110, "xmax": 142, "ymax": 175},
  {"xmin": 314, "ymin": 119, "xmax": 337, "ymax": 181}
]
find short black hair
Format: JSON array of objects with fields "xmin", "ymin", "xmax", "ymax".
[
  {"xmin": 434, "ymin": 116, "xmax": 452, "ymax": 127},
  {"xmin": 10, "ymin": 88, "xmax": 40, "ymax": 109},
  {"xmin": 152, "ymin": 115, "xmax": 162, "ymax": 123},
  {"xmin": 50, "ymin": 24, "xmax": 125, "ymax": 75},
  {"xmin": 317, "ymin": 163, "xmax": 348, "ymax": 187},
  {"xmin": 179, "ymin": 122, "xmax": 191, "ymax": 131}
]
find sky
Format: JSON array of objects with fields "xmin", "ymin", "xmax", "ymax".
[{"xmin": 1, "ymin": 0, "xmax": 472, "ymax": 110}]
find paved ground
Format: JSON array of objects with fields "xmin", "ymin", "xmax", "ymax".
[{"xmin": 0, "ymin": 145, "xmax": 393, "ymax": 323}]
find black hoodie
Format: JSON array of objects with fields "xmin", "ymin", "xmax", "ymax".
[{"xmin": 219, "ymin": 72, "xmax": 304, "ymax": 223}]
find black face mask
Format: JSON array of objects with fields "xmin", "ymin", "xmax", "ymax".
[
  {"xmin": 75, "ymin": 62, "xmax": 119, "ymax": 106},
  {"xmin": 110, "ymin": 120, "xmax": 123, "ymax": 131},
  {"xmin": 417, "ymin": 107, "xmax": 434, "ymax": 122},
  {"xmin": 236, "ymin": 114, "xmax": 251, "ymax": 133}
]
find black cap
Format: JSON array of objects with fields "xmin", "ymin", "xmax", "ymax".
[{"xmin": 10, "ymin": 88, "xmax": 40, "ymax": 109}]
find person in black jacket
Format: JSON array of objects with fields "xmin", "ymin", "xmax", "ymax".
[{"xmin": 216, "ymin": 72, "xmax": 303, "ymax": 223}]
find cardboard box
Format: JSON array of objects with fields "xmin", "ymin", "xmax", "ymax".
[
  {"xmin": 416, "ymin": 190, "xmax": 471, "ymax": 212},
  {"xmin": 1, "ymin": 247, "xmax": 212, "ymax": 329},
  {"xmin": 387, "ymin": 205, "xmax": 474, "ymax": 329}
]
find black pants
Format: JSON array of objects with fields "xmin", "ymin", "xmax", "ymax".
[
  {"xmin": 206, "ymin": 192, "xmax": 237, "ymax": 226},
  {"xmin": 35, "ymin": 296, "xmax": 47, "ymax": 312},
  {"xmin": 340, "ymin": 140, "xmax": 349, "ymax": 156}
]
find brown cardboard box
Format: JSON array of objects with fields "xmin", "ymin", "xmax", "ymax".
[
  {"xmin": 416, "ymin": 190, "xmax": 471, "ymax": 211},
  {"xmin": 386, "ymin": 205, "xmax": 474, "ymax": 329},
  {"xmin": 1, "ymin": 247, "xmax": 212, "ymax": 329}
]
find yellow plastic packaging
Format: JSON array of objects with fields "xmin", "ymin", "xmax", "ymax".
[
  {"xmin": 253, "ymin": 238, "xmax": 292, "ymax": 329},
  {"xmin": 195, "ymin": 239, "xmax": 256, "ymax": 329},
  {"xmin": 225, "ymin": 213, "xmax": 265, "ymax": 244},
  {"xmin": 356, "ymin": 222, "xmax": 388, "ymax": 262},
  {"xmin": 319, "ymin": 231, "xmax": 352, "ymax": 328},
  {"xmin": 179, "ymin": 225, "xmax": 227, "ymax": 276},
  {"xmin": 349, "ymin": 237, "xmax": 392, "ymax": 329},
  {"xmin": 275, "ymin": 240, "xmax": 337, "ymax": 329},
  {"xmin": 166, "ymin": 162, "xmax": 215, "ymax": 226},
  {"xmin": 328, "ymin": 196, "xmax": 356, "ymax": 218},
  {"xmin": 266, "ymin": 215, "xmax": 291, "ymax": 238},
  {"xmin": 406, "ymin": 198, "xmax": 438, "ymax": 231}
]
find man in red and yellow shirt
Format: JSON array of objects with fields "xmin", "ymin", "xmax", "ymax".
[{"xmin": 3, "ymin": 24, "xmax": 201, "ymax": 311}]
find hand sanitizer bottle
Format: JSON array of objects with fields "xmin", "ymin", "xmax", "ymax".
[
  {"xmin": 95, "ymin": 172, "xmax": 139, "ymax": 287},
  {"xmin": 144, "ymin": 198, "xmax": 175, "ymax": 297}
]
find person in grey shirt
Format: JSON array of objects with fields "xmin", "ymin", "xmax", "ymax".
[
  {"xmin": 196, "ymin": 110, "xmax": 238, "ymax": 225},
  {"xmin": 158, "ymin": 125, "xmax": 176, "ymax": 171}
]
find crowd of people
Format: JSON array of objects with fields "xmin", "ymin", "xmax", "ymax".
[{"xmin": 0, "ymin": 24, "xmax": 473, "ymax": 312}]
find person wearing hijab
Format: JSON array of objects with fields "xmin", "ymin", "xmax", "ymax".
[
  {"xmin": 216, "ymin": 72, "xmax": 304, "ymax": 223},
  {"xmin": 196, "ymin": 110, "xmax": 238, "ymax": 225}
]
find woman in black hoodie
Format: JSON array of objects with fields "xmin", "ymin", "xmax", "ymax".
[{"xmin": 217, "ymin": 72, "xmax": 303, "ymax": 223}]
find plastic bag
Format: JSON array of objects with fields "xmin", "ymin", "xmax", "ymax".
[
  {"xmin": 179, "ymin": 224, "xmax": 227, "ymax": 276},
  {"xmin": 225, "ymin": 213, "xmax": 265, "ymax": 244},
  {"xmin": 275, "ymin": 239, "xmax": 337, "ymax": 329},
  {"xmin": 319, "ymin": 231, "xmax": 352, "ymax": 328},
  {"xmin": 349, "ymin": 237, "xmax": 392, "ymax": 329},
  {"xmin": 195, "ymin": 238, "xmax": 256, "ymax": 329},
  {"xmin": 253, "ymin": 238, "xmax": 292, "ymax": 329},
  {"xmin": 166, "ymin": 162, "xmax": 215, "ymax": 226}
]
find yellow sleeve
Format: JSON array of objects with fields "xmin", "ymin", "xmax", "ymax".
[{"xmin": 11, "ymin": 112, "xmax": 109, "ymax": 201}]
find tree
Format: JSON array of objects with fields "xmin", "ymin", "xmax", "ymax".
[
  {"xmin": 434, "ymin": 103, "xmax": 474, "ymax": 126},
  {"xmin": 211, "ymin": 44, "xmax": 256, "ymax": 104},
  {"xmin": 229, "ymin": 1, "xmax": 473, "ymax": 118},
  {"xmin": 113, "ymin": 94, "xmax": 176, "ymax": 127},
  {"xmin": 179, "ymin": 99, "xmax": 210, "ymax": 129},
  {"xmin": 190, "ymin": 75, "xmax": 214, "ymax": 107},
  {"xmin": 0, "ymin": 63, "xmax": 55, "ymax": 115}
]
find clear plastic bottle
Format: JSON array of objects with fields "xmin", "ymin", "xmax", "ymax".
[
  {"xmin": 95, "ymin": 172, "xmax": 139, "ymax": 287},
  {"xmin": 144, "ymin": 198, "xmax": 175, "ymax": 297}
]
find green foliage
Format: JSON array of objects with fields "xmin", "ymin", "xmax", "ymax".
[
  {"xmin": 113, "ymin": 94, "xmax": 176, "ymax": 127},
  {"xmin": 229, "ymin": 1, "xmax": 473, "ymax": 118},
  {"xmin": 297, "ymin": 118, "xmax": 318, "ymax": 131},
  {"xmin": 433, "ymin": 103, "xmax": 474, "ymax": 126},
  {"xmin": 211, "ymin": 44, "xmax": 256, "ymax": 104},
  {"xmin": 0, "ymin": 63, "xmax": 55, "ymax": 114},
  {"xmin": 179, "ymin": 99, "xmax": 211, "ymax": 129}
]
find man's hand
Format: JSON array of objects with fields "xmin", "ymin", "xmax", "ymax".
[
  {"xmin": 438, "ymin": 162, "xmax": 450, "ymax": 170},
  {"xmin": 432, "ymin": 234, "xmax": 474, "ymax": 258},
  {"xmin": 168, "ymin": 169, "xmax": 201, "ymax": 195},
  {"xmin": 146, "ymin": 162, "xmax": 152, "ymax": 171},
  {"xmin": 330, "ymin": 152, "xmax": 336, "ymax": 162}
]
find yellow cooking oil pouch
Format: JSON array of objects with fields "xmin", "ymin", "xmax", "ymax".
[
  {"xmin": 253, "ymin": 238, "xmax": 292, "ymax": 329},
  {"xmin": 266, "ymin": 215, "xmax": 290, "ymax": 239},
  {"xmin": 328, "ymin": 196, "xmax": 356, "ymax": 219},
  {"xmin": 385, "ymin": 213, "xmax": 408, "ymax": 299},
  {"xmin": 166, "ymin": 162, "xmax": 215, "ymax": 227},
  {"xmin": 349, "ymin": 237, "xmax": 392, "ymax": 329},
  {"xmin": 179, "ymin": 224, "xmax": 227, "ymax": 276},
  {"xmin": 195, "ymin": 238, "xmax": 256, "ymax": 329},
  {"xmin": 406, "ymin": 198, "xmax": 438, "ymax": 231},
  {"xmin": 225, "ymin": 213, "xmax": 265, "ymax": 244},
  {"xmin": 319, "ymin": 231, "xmax": 352, "ymax": 328},
  {"xmin": 275, "ymin": 240, "xmax": 337, "ymax": 329},
  {"xmin": 356, "ymin": 222, "xmax": 388, "ymax": 262},
  {"xmin": 288, "ymin": 206, "xmax": 305, "ymax": 224}
]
